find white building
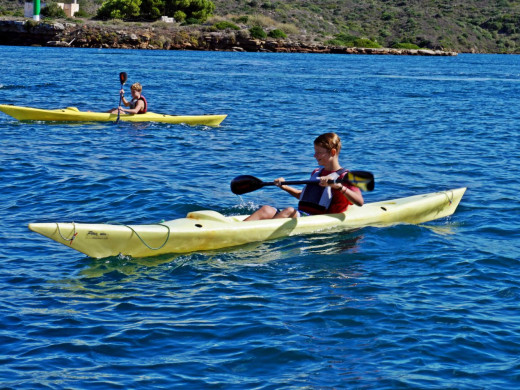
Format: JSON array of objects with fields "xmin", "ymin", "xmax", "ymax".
[{"xmin": 24, "ymin": 0, "xmax": 79, "ymax": 19}]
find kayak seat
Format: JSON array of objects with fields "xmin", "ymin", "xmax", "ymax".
[
  {"xmin": 187, "ymin": 210, "xmax": 232, "ymax": 223},
  {"xmin": 65, "ymin": 107, "xmax": 80, "ymax": 112}
]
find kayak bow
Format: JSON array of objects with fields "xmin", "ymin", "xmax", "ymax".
[
  {"xmin": 0, "ymin": 104, "xmax": 227, "ymax": 126},
  {"xmin": 29, "ymin": 188, "xmax": 466, "ymax": 259}
]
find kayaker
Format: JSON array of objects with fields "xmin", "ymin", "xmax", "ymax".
[
  {"xmin": 243, "ymin": 132, "xmax": 364, "ymax": 221},
  {"xmin": 108, "ymin": 82, "xmax": 148, "ymax": 115}
]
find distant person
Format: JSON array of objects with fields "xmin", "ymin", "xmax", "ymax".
[
  {"xmin": 244, "ymin": 132, "xmax": 364, "ymax": 221},
  {"xmin": 108, "ymin": 82, "xmax": 147, "ymax": 115}
]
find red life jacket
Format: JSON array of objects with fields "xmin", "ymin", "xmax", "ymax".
[
  {"xmin": 298, "ymin": 168, "xmax": 348, "ymax": 215},
  {"xmin": 130, "ymin": 95, "xmax": 147, "ymax": 114}
]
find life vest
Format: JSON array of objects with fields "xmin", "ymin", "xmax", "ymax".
[
  {"xmin": 130, "ymin": 95, "xmax": 147, "ymax": 114},
  {"xmin": 298, "ymin": 168, "xmax": 347, "ymax": 215}
]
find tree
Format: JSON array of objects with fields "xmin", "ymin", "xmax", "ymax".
[
  {"xmin": 96, "ymin": 0, "xmax": 142, "ymax": 20},
  {"xmin": 140, "ymin": 0, "xmax": 164, "ymax": 20},
  {"xmin": 174, "ymin": 10, "xmax": 186, "ymax": 22},
  {"xmin": 164, "ymin": 0, "xmax": 215, "ymax": 23}
]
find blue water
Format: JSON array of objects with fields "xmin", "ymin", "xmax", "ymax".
[{"xmin": 1, "ymin": 46, "xmax": 520, "ymax": 389}]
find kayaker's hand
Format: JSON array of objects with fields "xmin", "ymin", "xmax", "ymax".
[
  {"xmin": 319, "ymin": 174, "xmax": 342, "ymax": 190},
  {"xmin": 274, "ymin": 177, "xmax": 286, "ymax": 188}
]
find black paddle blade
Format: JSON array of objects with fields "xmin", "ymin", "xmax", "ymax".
[
  {"xmin": 230, "ymin": 175, "xmax": 265, "ymax": 195},
  {"xmin": 344, "ymin": 171, "xmax": 375, "ymax": 191},
  {"xmin": 119, "ymin": 72, "xmax": 128, "ymax": 85}
]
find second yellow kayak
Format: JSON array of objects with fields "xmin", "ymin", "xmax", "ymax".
[{"xmin": 0, "ymin": 104, "xmax": 227, "ymax": 126}]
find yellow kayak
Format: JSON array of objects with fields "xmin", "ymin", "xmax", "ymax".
[
  {"xmin": 0, "ymin": 104, "xmax": 227, "ymax": 126},
  {"xmin": 29, "ymin": 188, "xmax": 466, "ymax": 259}
]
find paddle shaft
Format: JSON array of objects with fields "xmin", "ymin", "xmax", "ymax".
[
  {"xmin": 116, "ymin": 89, "xmax": 123, "ymax": 123},
  {"xmin": 116, "ymin": 72, "xmax": 127, "ymax": 123},
  {"xmin": 262, "ymin": 178, "xmax": 351, "ymax": 188}
]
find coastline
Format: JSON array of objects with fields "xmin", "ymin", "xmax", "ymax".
[{"xmin": 0, "ymin": 19, "xmax": 457, "ymax": 56}]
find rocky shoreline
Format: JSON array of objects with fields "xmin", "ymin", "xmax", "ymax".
[{"xmin": 0, "ymin": 19, "xmax": 458, "ymax": 56}]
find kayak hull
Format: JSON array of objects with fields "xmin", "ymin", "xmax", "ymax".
[
  {"xmin": 0, "ymin": 104, "xmax": 226, "ymax": 126},
  {"xmin": 29, "ymin": 188, "xmax": 466, "ymax": 259}
]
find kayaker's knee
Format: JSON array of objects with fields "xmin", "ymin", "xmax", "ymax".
[
  {"xmin": 275, "ymin": 207, "xmax": 298, "ymax": 219},
  {"xmin": 244, "ymin": 205, "xmax": 278, "ymax": 221}
]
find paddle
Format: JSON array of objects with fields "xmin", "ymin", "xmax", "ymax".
[
  {"xmin": 231, "ymin": 171, "xmax": 375, "ymax": 195},
  {"xmin": 116, "ymin": 72, "xmax": 128, "ymax": 123}
]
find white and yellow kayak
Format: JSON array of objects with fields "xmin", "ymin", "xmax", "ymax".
[
  {"xmin": 29, "ymin": 188, "xmax": 466, "ymax": 259},
  {"xmin": 0, "ymin": 104, "xmax": 227, "ymax": 126}
]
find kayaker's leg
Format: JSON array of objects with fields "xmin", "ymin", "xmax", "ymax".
[
  {"xmin": 107, "ymin": 108, "xmax": 126, "ymax": 114},
  {"xmin": 274, "ymin": 207, "xmax": 299, "ymax": 219},
  {"xmin": 243, "ymin": 205, "xmax": 278, "ymax": 221}
]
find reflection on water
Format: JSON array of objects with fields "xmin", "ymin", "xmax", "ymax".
[
  {"xmin": 74, "ymin": 229, "xmax": 365, "ymax": 282},
  {"xmin": 297, "ymin": 230, "xmax": 364, "ymax": 255},
  {"xmin": 418, "ymin": 221, "xmax": 461, "ymax": 236}
]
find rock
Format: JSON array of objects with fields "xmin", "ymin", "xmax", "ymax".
[
  {"xmin": 47, "ymin": 40, "xmax": 70, "ymax": 47},
  {"xmin": 52, "ymin": 23, "xmax": 65, "ymax": 31}
]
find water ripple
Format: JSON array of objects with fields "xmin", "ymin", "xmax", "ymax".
[{"xmin": 1, "ymin": 48, "xmax": 519, "ymax": 389}]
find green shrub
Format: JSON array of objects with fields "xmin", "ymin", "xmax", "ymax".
[
  {"xmin": 74, "ymin": 9, "xmax": 89, "ymax": 18},
  {"xmin": 249, "ymin": 25, "xmax": 267, "ymax": 39},
  {"xmin": 184, "ymin": 17, "xmax": 201, "ymax": 25},
  {"xmin": 268, "ymin": 28, "xmax": 287, "ymax": 38},
  {"xmin": 326, "ymin": 33, "xmax": 381, "ymax": 48},
  {"xmin": 214, "ymin": 21, "xmax": 240, "ymax": 30},
  {"xmin": 164, "ymin": 0, "xmax": 215, "ymax": 23},
  {"xmin": 326, "ymin": 32, "xmax": 357, "ymax": 46},
  {"xmin": 96, "ymin": 0, "xmax": 141, "ymax": 19},
  {"xmin": 24, "ymin": 19, "xmax": 39, "ymax": 30},
  {"xmin": 392, "ymin": 42, "xmax": 420, "ymax": 49},
  {"xmin": 381, "ymin": 11, "xmax": 393, "ymax": 21},
  {"xmin": 233, "ymin": 15, "xmax": 249, "ymax": 23},
  {"xmin": 261, "ymin": 1, "xmax": 275, "ymax": 10},
  {"xmin": 353, "ymin": 38, "xmax": 381, "ymax": 48},
  {"xmin": 41, "ymin": 2, "xmax": 67, "ymax": 18},
  {"xmin": 174, "ymin": 10, "xmax": 186, "ymax": 22}
]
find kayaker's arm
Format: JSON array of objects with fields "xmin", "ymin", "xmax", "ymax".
[
  {"xmin": 120, "ymin": 100, "xmax": 145, "ymax": 115},
  {"xmin": 275, "ymin": 178, "xmax": 302, "ymax": 199},
  {"xmin": 320, "ymin": 174, "xmax": 364, "ymax": 207},
  {"xmin": 119, "ymin": 89, "xmax": 132, "ymax": 108},
  {"xmin": 280, "ymin": 185, "xmax": 302, "ymax": 199},
  {"xmin": 337, "ymin": 184, "xmax": 364, "ymax": 206}
]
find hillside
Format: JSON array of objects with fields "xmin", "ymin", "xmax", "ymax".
[{"xmin": 2, "ymin": 0, "xmax": 520, "ymax": 53}]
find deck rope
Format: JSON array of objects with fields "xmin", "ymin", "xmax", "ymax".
[
  {"xmin": 56, "ymin": 222, "xmax": 77, "ymax": 244},
  {"xmin": 106, "ymin": 222, "xmax": 171, "ymax": 251},
  {"xmin": 444, "ymin": 190, "xmax": 454, "ymax": 205}
]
